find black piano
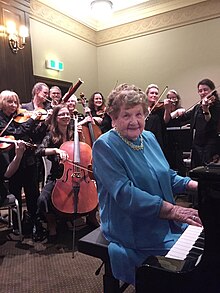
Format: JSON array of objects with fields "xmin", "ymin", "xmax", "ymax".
[{"xmin": 136, "ymin": 165, "xmax": 220, "ymax": 293}]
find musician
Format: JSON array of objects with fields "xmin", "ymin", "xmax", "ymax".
[
  {"xmin": 22, "ymin": 82, "xmax": 51, "ymax": 144},
  {"xmin": 144, "ymin": 84, "xmax": 172, "ymax": 156},
  {"xmin": 174, "ymin": 78, "xmax": 220, "ymax": 168},
  {"xmin": 64, "ymin": 94, "xmax": 100, "ymax": 227},
  {"xmin": 36, "ymin": 104, "xmax": 99, "ymax": 242},
  {"xmin": 0, "ymin": 140, "xmax": 26, "ymax": 207},
  {"xmin": 0, "ymin": 90, "xmax": 43, "ymax": 236},
  {"xmin": 64, "ymin": 94, "xmax": 85, "ymax": 124},
  {"xmin": 166, "ymin": 90, "xmax": 189, "ymax": 175},
  {"xmin": 22, "ymin": 82, "xmax": 50, "ymax": 111},
  {"xmin": 92, "ymin": 83, "xmax": 201, "ymax": 286},
  {"xmin": 88, "ymin": 91, "xmax": 106, "ymax": 126},
  {"xmin": 35, "ymin": 105, "xmax": 72, "ymax": 242},
  {"xmin": 49, "ymin": 86, "xmax": 62, "ymax": 108}
]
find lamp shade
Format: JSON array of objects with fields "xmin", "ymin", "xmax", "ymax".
[{"xmin": 91, "ymin": 0, "xmax": 113, "ymax": 19}]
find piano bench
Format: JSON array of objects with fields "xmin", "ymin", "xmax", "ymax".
[{"xmin": 77, "ymin": 227, "xmax": 130, "ymax": 293}]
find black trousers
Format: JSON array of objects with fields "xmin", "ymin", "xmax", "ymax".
[{"xmin": 9, "ymin": 164, "xmax": 40, "ymax": 228}]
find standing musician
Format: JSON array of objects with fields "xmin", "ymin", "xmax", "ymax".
[
  {"xmin": 87, "ymin": 91, "xmax": 112, "ymax": 133},
  {"xmin": 173, "ymin": 78, "xmax": 220, "ymax": 168},
  {"xmin": 88, "ymin": 91, "xmax": 106, "ymax": 126},
  {"xmin": 49, "ymin": 86, "xmax": 62, "ymax": 108},
  {"xmin": 0, "ymin": 90, "xmax": 43, "ymax": 236},
  {"xmin": 22, "ymin": 82, "xmax": 51, "ymax": 144},
  {"xmin": 145, "ymin": 84, "xmax": 172, "ymax": 157},
  {"xmin": 92, "ymin": 83, "xmax": 201, "ymax": 286},
  {"xmin": 167, "ymin": 89, "xmax": 186, "ymax": 117},
  {"xmin": 64, "ymin": 94, "xmax": 87, "ymax": 125}
]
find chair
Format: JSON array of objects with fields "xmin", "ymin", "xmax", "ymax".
[
  {"xmin": 0, "ymin": 194, "xmax": 23, "ymax": 241},
  {"xmin": 42, "ymin": 156, "xmax": 52, "ymax": 186}
]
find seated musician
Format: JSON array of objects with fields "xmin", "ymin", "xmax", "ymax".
[
  {"xmin": 92, "ymin": 83, "xmax": 202, "ymax": 286},
  {"xmin": 0, "ymin": 140, "xmax": 26, "ymax": 207},
  {"xmin": 36, "ymin": 105, "xmax": 98, "ymax": 243},
  {"xmin": 35, "ymin": 105, "xmax": 73, "ymax": 242}
]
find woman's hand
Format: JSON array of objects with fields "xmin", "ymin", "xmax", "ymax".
[
  {"xmin": 15, "ymin": 140, "xmax": 26, "ymax": 158},
  {"xmin": 55, "ymin": 149, "xmax": 69, "ymax": 162},
  {"xmin": 93, "ymin": 116, "xmax": 103, "ymax": 125},
  {"xmin": 160, "ymin": 201, "xmax": 202, "ymax": 227},
  {"xmin": 170, "ymin": 108, "xmax": 186, "ymax": 119},
  {"xmin": 169, "ymin": 205, "xmax": 202, "ymax": 227},
  {"xmin": 78, "ymin": 116, "xmax": 93, "ymax": 126},
  {"xmin": 186, "ymin": 180, "xmax": 198, "ymax": 191}
]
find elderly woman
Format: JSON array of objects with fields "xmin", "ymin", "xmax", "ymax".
[{"xmin": 92, "ymin": 84, "xmax": 201, "ymax": 285}]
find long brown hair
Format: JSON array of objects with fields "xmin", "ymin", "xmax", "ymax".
[{"xmin": 49, "ymin": 105, "xmax": 73, "ymax": 145}]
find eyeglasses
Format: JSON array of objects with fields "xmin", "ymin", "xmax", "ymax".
[{"xmin": 57, "ymin": 113, "xmax": 70, "ymax": 117}]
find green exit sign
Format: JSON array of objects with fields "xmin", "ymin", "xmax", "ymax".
[{"xmin": 46, "ymin": 59, "xmax": 64, "ymax": 71}]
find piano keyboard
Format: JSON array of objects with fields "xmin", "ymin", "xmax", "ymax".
[{"xmin": 166, "ymin": 225, "xmax": 204, "ymax": 261}]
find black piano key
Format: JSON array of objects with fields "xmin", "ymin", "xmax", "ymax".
[
  {"xmin": 194, "ymin": 239, "xmax": 205, "ymax": 249},
  {"xmin": 187, "ymin": 247, "xmax": 203, "ymax": 259}
]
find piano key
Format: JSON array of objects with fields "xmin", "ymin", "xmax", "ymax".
[{"xmin": 165, "ymin": 225, "xmax": 203, "ymax": 260}]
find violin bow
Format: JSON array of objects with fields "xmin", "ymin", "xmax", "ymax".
[
  {"xmin": 0, "ymin": 116, "xmax": 15, "ymax": 137},
  {"xmin": 145, "ymin": 85, "xmax": 168, "ymax": 120}
]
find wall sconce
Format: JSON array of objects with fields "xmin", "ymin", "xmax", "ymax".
[{"xmin": 0, "ymin": 21, "xmax": 29, "ymax": 54}]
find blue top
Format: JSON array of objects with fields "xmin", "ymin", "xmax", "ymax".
[{"xmin": 92, "ymin": 129, "xmax": 190, "ymax": 284}]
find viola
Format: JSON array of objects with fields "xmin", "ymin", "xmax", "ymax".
[
  {"xmin": 14, "ymin": 108, "xmax": 48, "ymax": 123},
  {"xmin": 51, "ymin": 112, "xmax": 98, "ymax": 214},
  {"xmin": 0, "ymin": 135, "xmax": 36, "ymax": 151},
  {"xmin": 79, "ymin": 93, "xmax": 102, "ymax": 147}
]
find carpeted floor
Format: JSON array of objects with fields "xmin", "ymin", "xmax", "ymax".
[{"xmin": 0, "ymin": 221, "xmax": 135, "ymax": 293}]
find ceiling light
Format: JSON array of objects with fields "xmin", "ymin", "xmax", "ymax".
[{"xmin": 90, "ymin": 0, "xmax": 113, "ymax": 20}]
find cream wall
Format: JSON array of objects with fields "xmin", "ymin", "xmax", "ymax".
[
  {"xmin": 97, "ymin": 17, "xmax": 220, "ymax": 109},
  {"xmin": 30, "ymin": 19, "xmax": 98, "ymax": 96},
  {"xmin": 30, "ymin": 0, "xmax": 220, "ymax": 108}
]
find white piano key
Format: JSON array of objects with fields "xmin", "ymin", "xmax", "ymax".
[{"xmin": 166, "ymin": 225, "xmax": 203, "ymax": 260}]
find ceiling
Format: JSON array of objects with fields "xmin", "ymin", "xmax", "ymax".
[{"xmin": 37, "ymin": 0, "xmax": 207, "ymax": 30}]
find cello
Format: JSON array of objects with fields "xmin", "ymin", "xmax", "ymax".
[
  {"xmin": 51, "ymin": 111, "xmax": 98, "ymax": 215},
  {"xmin": 79, "ymin": 93, "xmax": 102, "ymax": 147}
]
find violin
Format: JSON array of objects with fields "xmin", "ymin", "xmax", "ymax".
[
  {"xmin": 145, "ymin": 86, "xmax": 168, "ymax": 120},
  {"xmin": 14, "ymin": 108, "xmax": 48, "ymax": 123},
  {"xmin": 0, "ymin": 135, "xmax": 36, "ymax": 151},
  {"xmin": 185, "ymin": 88, "xmax": 219, "ymax": 113},
  {"xmin": 96, "ymin": 106, "xmax": 106, "ymax": 119}
]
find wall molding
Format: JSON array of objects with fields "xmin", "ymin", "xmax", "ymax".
[
  {"xmin": 30, "ymin": 0, "xmax": 220, "ymax": 47},
  {"xmin": 30, "ymin": 0, "xmax": 97, "ymax": 45}
]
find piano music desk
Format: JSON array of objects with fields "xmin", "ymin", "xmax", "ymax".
[{"xmin": 77, "ymin": 227, "xmax": 130, "ymax": 293}]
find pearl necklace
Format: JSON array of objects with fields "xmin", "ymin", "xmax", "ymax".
[{"xmin": 115, "ymin": 129, "xmax": 144, "ymax": 151}]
